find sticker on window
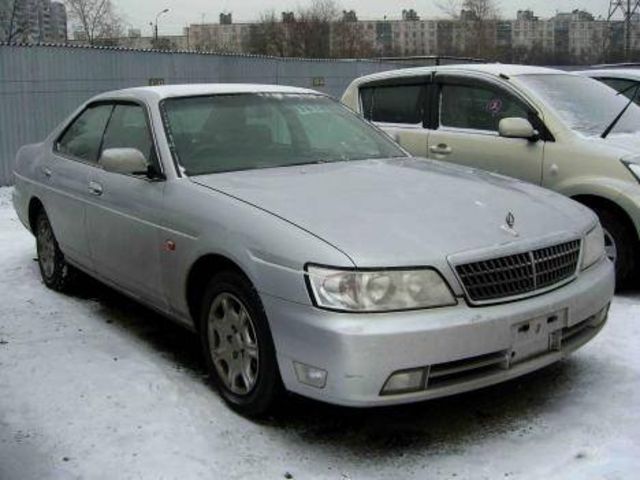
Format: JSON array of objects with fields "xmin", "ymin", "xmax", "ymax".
[{"xmin": 486, "ymin": 98, "xmax": 503, "ymax": 116}]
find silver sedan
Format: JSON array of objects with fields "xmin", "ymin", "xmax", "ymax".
[{"xmin": 12, "ymin": 84, "xmax": 614, "ymax": 416}]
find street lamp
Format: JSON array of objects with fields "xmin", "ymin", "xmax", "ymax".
[{"xmin": 154, "ymin": 8, "xmax": 170, "ymax": 43}]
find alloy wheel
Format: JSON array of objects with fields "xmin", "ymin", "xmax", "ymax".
[
  {"xmin": 603, "ymin": 228, "xmax": 618, "ymax": 264},
  {"xmin": 207, "ymin": 292, "xmax": 260, "ymax": 395},
  {"xmin": 37, "ymin": 218, "xmax": 56, "ymax": 279}
]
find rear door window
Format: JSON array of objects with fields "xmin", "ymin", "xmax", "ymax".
[
  {"xmin": 57, "ymin": 104, "xmax": 114, "ymax": 162},
  {"xmin": 439, "ymin": 83, "xmax": 529, "ymax": 132},
  {"xmin": 361, "ymin": 84, "xmax": 426, "ymax": 124}
]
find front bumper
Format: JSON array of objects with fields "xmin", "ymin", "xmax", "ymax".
[{"xmin": 262, "ymin": 258, "xmax": 614, "ymax": 407}]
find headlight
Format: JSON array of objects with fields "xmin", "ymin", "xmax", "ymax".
[
  {"xmin": 582, "ymin": 224, "xmax": 606, "ymax": 270},
  {"xmin": 305, "ymin": 265, "xmax": 456, "ymax": 312},
  {"xmin": 622, "ymin": 161, "xmax": 640, "ymax": 183}
]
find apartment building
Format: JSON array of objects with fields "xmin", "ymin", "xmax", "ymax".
[
  {"xmin": 185, "ymin": 14, "xmax": 251, "ymax": 52},
  {"xmin": 182, "ymin": 8, "xmax": 639, "ymax": 62},
  {"xmin": 0, "ymin": 0, "xmax": 66, "ymax": 43}
]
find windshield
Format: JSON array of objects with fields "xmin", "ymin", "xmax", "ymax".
[
  {"xmin": 161, "ymin": 93, "xmax": 406, "ymax": 175},
  {"xmin": 517, "ymin": 74, "xmax": 640, "ymax": 137}
]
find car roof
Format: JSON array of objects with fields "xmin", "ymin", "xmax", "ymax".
[
  {"xmin": 348, "ymin": 63, "xmax": 564, "ymax": 86},
  {"xmin": 577, "ymin": 69, "xmax": 640, "ymax": 80},
  {"xmin": 91, "ymin": 83, "xmax": 321, "ymax": 102}
]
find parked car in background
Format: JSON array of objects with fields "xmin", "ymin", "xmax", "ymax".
[
  {"xmin": 13, "ymin": 84, "xmax": 613, "ymax": 416},
  {"xmin": 578, "ymin": 68, "xmax": 640, "ymax": 104},
  {"xmin": 343, "ymin": 64, "xmax": 640, "ymax": 286}
]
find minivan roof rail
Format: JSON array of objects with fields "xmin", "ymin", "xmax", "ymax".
[
  {"xmin": 585, "ymin": 62, "xmax": 640, "ymax": 69},
  {"xmin": 372, "ymin": 55, "xmax": 487, "ymax": 66}
]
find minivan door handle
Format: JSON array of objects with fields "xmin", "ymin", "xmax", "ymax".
[
  {"xmin": 88, "ymin": 181, "xmax": 103, "ymax": 196},
  {"xmin": 41, "ymin": 166, "xmax": 52, "ymax": 179},
  {"xmin": 429, "ymin": 144, "xmax": 452, "ymax": 155}
]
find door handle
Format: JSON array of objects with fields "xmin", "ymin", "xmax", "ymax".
[
  {"xmin": 88, "ymin": 181, "xmax": 103, "ymax": 196},
  {"xmin": 429, "ymin": 144, "xmax": 452, "ymax": 155},
  {"xmin": 42, "ymin": 167, "xmax": 52, "ymax": 179}
]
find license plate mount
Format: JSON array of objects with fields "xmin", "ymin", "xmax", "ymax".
[{"xmin": 509, "ymin": 309, "xmax": 567, "ymax": 365}]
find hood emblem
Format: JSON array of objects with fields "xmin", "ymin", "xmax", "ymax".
[
  {"xmin": 506, "ymin": 212, "xmax": 515, "ymax": 229},
  {"xmin": 501, "ymin": 212, "xmax": 519, "ymax": 237}
]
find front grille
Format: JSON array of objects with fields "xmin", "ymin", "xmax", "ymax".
[{"xmin": 455, "ymin": 240, "xmax": 581, "ymax": 303}]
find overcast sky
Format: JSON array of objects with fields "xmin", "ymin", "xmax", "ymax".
[{"xmin": 112, "ymin": 1, "xmax": 614, "ymax": 36}]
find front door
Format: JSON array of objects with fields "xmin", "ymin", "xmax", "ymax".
[
  {"xmin": 427, "ymin": 76, "xmax": 545, "ymax": 185},
  {"xmin": 85, "ymin": 102, "xmax": 168, "ymax": 308}
]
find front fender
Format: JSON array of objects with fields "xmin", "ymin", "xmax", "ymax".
[{"xmin": 555, "ymin": 176, "xmax": 640, "ymax": 235}]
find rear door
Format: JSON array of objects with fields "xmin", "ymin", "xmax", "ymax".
[
  {"xmin": 46, "ymin": 103, "xmax": 114, "ymax": 269},
  {"xmin": 360, "ymin": 77, "xmax": 431, "ymax": 157},
  {"xmin": 427, "ymin": 75, "xmax": 545, "ymax": 184},
  {"xmin": 84, "ymin": 101, "xmax": 168, "ymax": 308}
]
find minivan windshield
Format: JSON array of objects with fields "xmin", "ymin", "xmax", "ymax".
[
  {"xmin": 518, "ymin": 74, "xmax": 640, "ymax": 137},
  {"xmin": 162, "ymin": 93, "xmax": 406, "ymax": 176}
]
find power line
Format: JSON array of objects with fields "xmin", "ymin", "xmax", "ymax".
[{"xmin": 607, "ymin": 0, "xmax": 640, "ymax": 60}]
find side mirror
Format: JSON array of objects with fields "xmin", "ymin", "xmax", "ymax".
[
  {"xmin": 100, "ymin": 148, "xmax": 148, "ymax": 176},
  {"xmin": 498, "ymin": 117, "xmax": 539, "ymax": 141}
]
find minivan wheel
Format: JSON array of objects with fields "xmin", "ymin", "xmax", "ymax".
[
  {"xmin": 35, "ymin": 210, "xmax": 76, "ymax": 292},
  {"xmin": 199, "ymin": 271, "xmax": 283, "ymax": 417},
  {"xmin": 591, "ymin": 206, "xmax": 636, "ymax": 288}
]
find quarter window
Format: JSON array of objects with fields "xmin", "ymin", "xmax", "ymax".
[
  {"xmin": 361, "ymin": 84, "xmax": 425, "ymax": 124},
  {"xmin": 57, "ymin": 104, "xmax": 113, "ymax": 162},
  {"xmin": 440, "ymin": 84, "xmax": 529, "ymax": 132},
  {"xmin": 100, "ymin": 104, "xmax": 155, "ymax": 164},
  {"xmin": 598, "ymin": 78, "xmax": 640, "ymax": 104}
]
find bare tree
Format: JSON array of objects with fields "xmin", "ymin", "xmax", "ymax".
[
  {"xmin": 1, "ymin": 0, "xmax": 24, "ymax": 42},
  {"xmin": 247, "ymin": 11, "xmax": 290, "ymax": 56},
  {"xmin": 438, "ymin": 0, "xmax": 500, "ymax": 59},
  {"xmin": 332, "ymin": 20, "xmax": 375, "ymax": 58},
  {"xmin": 290, "ymin": 0, "xmax": 339, "ymax": 58},
  {"xmin": 64, "ymin": 0, "xmax": 123, "ymax": 45},
  {"xmin": 250, "ymin": 0, "xmax": 340, "ymax": 58}
]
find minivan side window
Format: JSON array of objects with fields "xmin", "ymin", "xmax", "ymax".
[
  {"xmin": 100, "ymin": 104, "xmax": 155, "ymax": 165},
  {"xmin": 361, "ymin": 84, "xmax": 425, "ymax": 124},
  {"xmin": 57, "ymin": 104, "xmax": 114, "ymax": 162},
  {"xmin": 440, "ymin": 84, "xmax": 529, "ymax": 132}
]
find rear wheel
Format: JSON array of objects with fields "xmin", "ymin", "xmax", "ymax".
[
  {"xmin": 199, "ymin": 271, "xmax": 283, "ymax": 417},
  {"xmin": 591, "ymin": 205, "xmax": 636, "ymax": 288},
  {"xmin": 35, "ymin": 210, "xmax": 76, "ymax": 292}
]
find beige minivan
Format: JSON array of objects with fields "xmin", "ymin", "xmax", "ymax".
[{"xmin": 343, "ymin": 64, "xmax": 640, "ymax": 286}]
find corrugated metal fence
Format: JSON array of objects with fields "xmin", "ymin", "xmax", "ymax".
[{"xmin": 0, "ymin": 44, "xmax": 400, "ymax": 186}]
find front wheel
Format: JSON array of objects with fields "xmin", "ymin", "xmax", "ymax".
[
  {"xmin": 199, "ymin": 271, "xmax": 283, "ymax": 417},
  {"xmin": 35, "ymin": 210, "xmax": 76, "ymax": 292},
  {"xmin": 591, "ymin": 206, "xmax": 637, "ymax": 288}
]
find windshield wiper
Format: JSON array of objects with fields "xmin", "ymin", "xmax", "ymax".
[{"xmin": 601, "ymin": 80, "xmax": 640, "ymax": 139}]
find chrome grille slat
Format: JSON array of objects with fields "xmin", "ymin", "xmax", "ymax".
[{"xmin": 455, "ymin": 240, "xmax": 581, "ymax": 303}]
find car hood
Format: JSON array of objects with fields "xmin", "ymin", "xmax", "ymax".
[
  {"xmin": 593, "ymin": 132, "xmax": 640, "ymax": 158},
  {"xmin": 192, "ymin": 158, "xmax": 593, "ymax": 267}
]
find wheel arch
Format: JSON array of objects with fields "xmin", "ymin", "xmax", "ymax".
[
  {"xmin": 572, "ymin": 194, "xmax": 639, "ymax": 243},
  {"xmin": 185, "ymin": 253, "xmax": 253, "ymax": 330},
  {"xmin": 27, "ymin": 196, "xmax": 45, "ymax": 233}
]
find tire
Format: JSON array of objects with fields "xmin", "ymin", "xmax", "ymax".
[
  {"xmin": 199, "ymin": 271, "xmax": 283, "ymax": 417},
  {"xmin": 35, "ymin": 210, "xmax": 77, "ymax": 292},
  {"xmin": 591, "ymin": 205, "xmax": 637, "ymax": 288}
]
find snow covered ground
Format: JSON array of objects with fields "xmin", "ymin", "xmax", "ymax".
[{"xmin": 0, "ymin": 185, "xmax": 639, "ymax": 480}]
